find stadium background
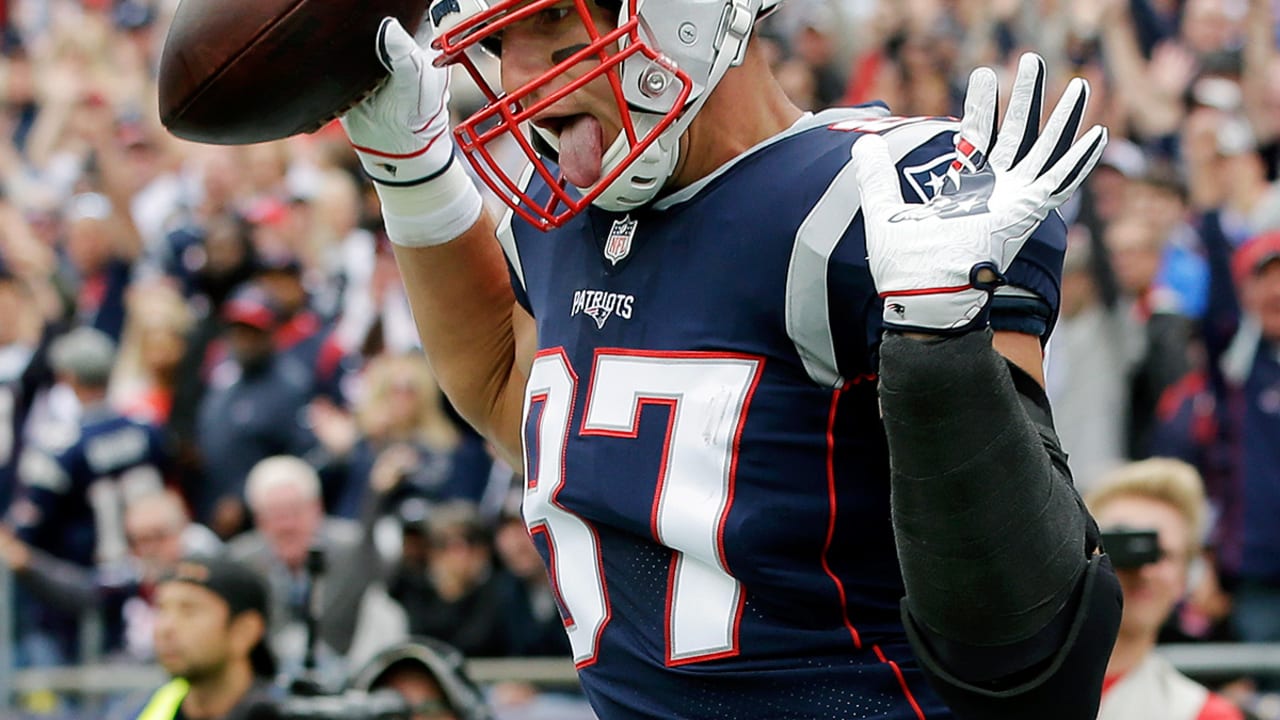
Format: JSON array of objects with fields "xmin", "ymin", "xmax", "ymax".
[{"xmin": 1, "ymin": 0, "xmax": 1279, "ymax": 717}]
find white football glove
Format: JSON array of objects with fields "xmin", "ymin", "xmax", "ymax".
[
  {"xmin": 341, "ymin": 18, "xmax": 482, "ymax": 247},
  {"xmin": 853, "ymin": 53, "xmax": 1108, "ymax": 333},
  {"xmin": 342, "ymin": 17, "xmax": 455, "ymax": 185}
]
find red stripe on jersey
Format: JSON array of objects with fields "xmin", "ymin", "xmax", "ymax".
[
  {"xmin": 874, "ymin": 644, "xmax": 927, "ymax": 720},
  {"xmin": 820, "ymin": 382, "xmax": 862, "ymax": 649}
]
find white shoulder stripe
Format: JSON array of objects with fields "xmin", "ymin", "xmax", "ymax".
[
  {"xmin": 785, "ymin": 132, "xmax": 937, "ymax": 387},
  {"xmin": 495, "ymin": 161, "xmax": 538, "ymax": 295},
  {"xmin": 878, "ymin": 118, "xmax": 958, "ymax": 154}
]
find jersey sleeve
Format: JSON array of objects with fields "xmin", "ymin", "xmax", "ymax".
[
  {"xmin": 508, "ymin": 258, "xmax": 533, "ymax": 317},
  {"xmin": 495, "ymin": 207, "xmax": 534, "ymax": 317},
  {"xmin": 992, "ymin": 211, "xmax": 1066, "ymax": 340}
]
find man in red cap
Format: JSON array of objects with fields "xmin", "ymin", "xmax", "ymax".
[
  {"xmin": 1218, "ymin": 230, "xmax": 1280, "ymax": 653},
  {"xmin": 1232, "ymin": 231, "xmax": 1280, "ymax": 342}
]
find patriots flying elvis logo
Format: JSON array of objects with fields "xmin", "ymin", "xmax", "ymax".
[
  {"xmin": 571, "ymin": 289, "xmax": 635, "ymax": 330},
  {"xmin": 902, "ymin": 153, "xmax": 957, "ymax": 202}
]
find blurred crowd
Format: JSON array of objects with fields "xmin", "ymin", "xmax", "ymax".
[{"xmin": 0, "ymin": 0, "xmax": 1279, "ymax": 717}]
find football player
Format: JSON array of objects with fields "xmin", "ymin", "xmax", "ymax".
[{"xmin": 338, "ymin": 0, "xmax": 1123, "ymax": 715}]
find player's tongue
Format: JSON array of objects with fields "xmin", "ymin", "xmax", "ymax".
[{"xmin": 558, "ymin": 115, "xmax": 604, "ymax": 189}]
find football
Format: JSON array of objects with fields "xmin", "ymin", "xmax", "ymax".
[{"xmin": 158, "ymin": 0, "xmax": 428, "ymax": 145}]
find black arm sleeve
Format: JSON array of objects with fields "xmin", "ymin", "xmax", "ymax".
[
  {"xmin": 16, "ymin": 547, "xmax": 101, "ymax": 615},
  {"xmin": 878, "ymin": 329, "xmax": 1122, "ymax": 719}
]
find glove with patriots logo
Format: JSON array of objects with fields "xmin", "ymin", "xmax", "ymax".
[{"xmin": 853, "ymin": 53, "xmax": 1107, "ymax": 334}]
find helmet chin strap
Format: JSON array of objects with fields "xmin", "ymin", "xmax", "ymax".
[{"xmin": 530, "ymin": 0, "xmax": 758, "ymax": 213}]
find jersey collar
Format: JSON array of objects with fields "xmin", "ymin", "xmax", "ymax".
[{"xmin": 651, "ymin": 105, "xmax": 892, "ymax": 212}]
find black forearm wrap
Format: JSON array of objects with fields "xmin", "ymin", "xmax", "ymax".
[{"xmin": 878, "ymin": 329, "xmax": 1088, "ymax": 648}]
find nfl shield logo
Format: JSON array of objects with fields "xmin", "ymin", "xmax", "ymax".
[{"xmin": 604, "ymin": 216, "xmax": 638, "ymax": 265}]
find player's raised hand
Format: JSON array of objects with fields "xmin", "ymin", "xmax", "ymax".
[
  {"xmin": 341, "ymin": 17, "xmax": 454, "ymax": 186},
  {"xmin": 853, "ymin": 53, "xmax": 1107, "ymax": 333},
  {"xmin": 341, "ymin": 18, "xmax": 482, "ymax": 248}
]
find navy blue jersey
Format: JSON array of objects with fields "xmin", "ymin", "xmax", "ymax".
[
  {"xmin": 498, "ymin": 108, "xmax": 1066, "ymax": 720},
  {"xmin": 12, "ymin": 408, "xmax": 169, "ymax": 567}
]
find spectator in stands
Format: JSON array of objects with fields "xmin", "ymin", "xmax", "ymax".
[
  {"xmin": 1219, "ymin": 230, "xmax": 1280, "ymax": 649},
  {"xmin": 111, "ymin": 280, "xmax": 194, "ymax": 426},
  {"xmin": 0, "ymin": 266, "xmax": 49, "ymax": 516},
  {"xmin": 165, "ymin": 212, "xmax": 258, "ymax": 502},
  {"xmin": 7, "ymin": 326, "xmax": 170, "ymax": 664},
  {"xmin": 159, "ymin": 146, "xmax": 244, "ymax": 294},
  {"xmin": 306, "ymin": 169, "xmax": 371, "ymax": 322},
  {"xmin": 1104, "ymin": 211, "xmax": 1198, "ymax": 458},
  {"xmin": 194, "ymin": 284, "xmax": 316, "ymax": 536},
  {"xmin": 311, "ymin": 352, "xmax": 492, "ymax": 519},
  {"xmin": 252, "ymin": 247, "xmax": 351, "ymax": 403},
  {"xmin": 0, "ymin": 487, "xmax": 220, "ymax": 661},
  {"xmin": 1131, "ymin": 162, "xmax": 1210, "ymax": 321},
  {"xmin": 390, "ymin": 500, "xmax": 507, "ymax": 658},
  {"xmin": 493, "ymin": 506, "xmax": 570, "ymax": 659},
  {"xmin": 228, "ymin": 455, "xmax": 406, "ymax": 677},
  {"xmin": 1073, "ymin": 139, "xmax": 1147, "ymax": 247},
  {"xmin": 174, "ymin": 212, "xmax": 258, "ymax": 318},
  {"xmin": 1047, "ymin": 231, "xmax": 1129, "ymax": 490},
  {"xmin": 1214, "ymin": 115, "xmax": 1280, "ymax": 244},
  {"xmin": 125, "ymin": 556, "xmax": 280, "ymax": 719},
  {"xmin": 253, "ymin": 249, "xmax": 324, "ymax": 354},
  {"xmin": 58, "ymin": 192, "xmax": 141, "ymax": 343},
  {"xmin": 1086, "ymin": 458, "xmax": 1243, "ymax": 720}
]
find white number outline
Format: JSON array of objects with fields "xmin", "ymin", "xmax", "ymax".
[
  {"xmin": 524, "ymin": 347, "xmax": 764, "ymax": 668},
  {"xmin": 523, "ymin": 349, "xmax": 611, "ymax": 668}
]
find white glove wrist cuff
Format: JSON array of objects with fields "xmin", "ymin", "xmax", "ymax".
[
  {"xmin": 354, "ymin": 137, "xmax": 456, "ymax": 186},
  {"xmin": 882, "ymin": 288, "xmax": 992, "ymax": 332},
  {"xmin": 376, "ymin": 160, "xmax": 484, "ymax": 248}
]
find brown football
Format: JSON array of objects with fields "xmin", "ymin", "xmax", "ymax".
[{"xmin": 158, "ymin": 0, "xmax": 427, "ymax": 145}]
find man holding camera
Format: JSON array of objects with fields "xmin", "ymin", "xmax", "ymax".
[
  {"xmin": 1085, "ymin": 459, "xmax": 1243, "ymax": 720},
  {"xmin": 125, "ymin": 556, "xmax": 280, "ymax": 720},
  {"xmin": 346, "ymin": 638, "xmax": 492, "ymax": 720}
]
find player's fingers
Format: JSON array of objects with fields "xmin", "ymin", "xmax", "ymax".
[
  {"xmin": 989, "ymin": 53, "xmax": 1046, "ymax": 173},
  {"xmin": 851, "ymin": 134, "xmax": 905, "ymax": 221},
  {"xmin": 1038, "ymin": 125, "xmax": 1109, "ymax": 204},
  {"xmin": 954, "ymin": 67, "xmax": 998, "ymax": 174},
  {"xmin": 377, "ymin": 17, "xmax": 419, "ymax": 74},
  {"xmin": 1021, "ymin": 76, "xmax": 1090, "ymax": 182}
]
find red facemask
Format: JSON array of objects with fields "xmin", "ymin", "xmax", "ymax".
[{"xmin": 430, "ymin": 0, "xmax": 694, "ymax": 230}]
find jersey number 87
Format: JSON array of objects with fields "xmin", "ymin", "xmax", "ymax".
[{"xmin": 523, "ymin": 348, "xmax": 763, "ymax": 668}]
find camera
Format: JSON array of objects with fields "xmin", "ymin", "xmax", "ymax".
[
  {"xmin": 271, "ymin": 689, "xmax": 415, "ymax": 720},
  {"xmin": 1100, "ymin": 527, "xmax": 1162, "ymax": 569},
  {"xmin": 251, "ymin": 689, "xmax": 414, "ymax": 720},
  {"xmin": 259, "ymin": 547, "xmax": 489, "ymax": 720}
]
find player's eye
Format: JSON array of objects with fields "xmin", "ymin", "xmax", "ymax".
[
  {"xmin": 477, "ymin": 2, "xmax": 572, "ymax": 57},
  {"xmin": 533, "ymin": 5, "xmax": 573, "ymax": 24}
]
